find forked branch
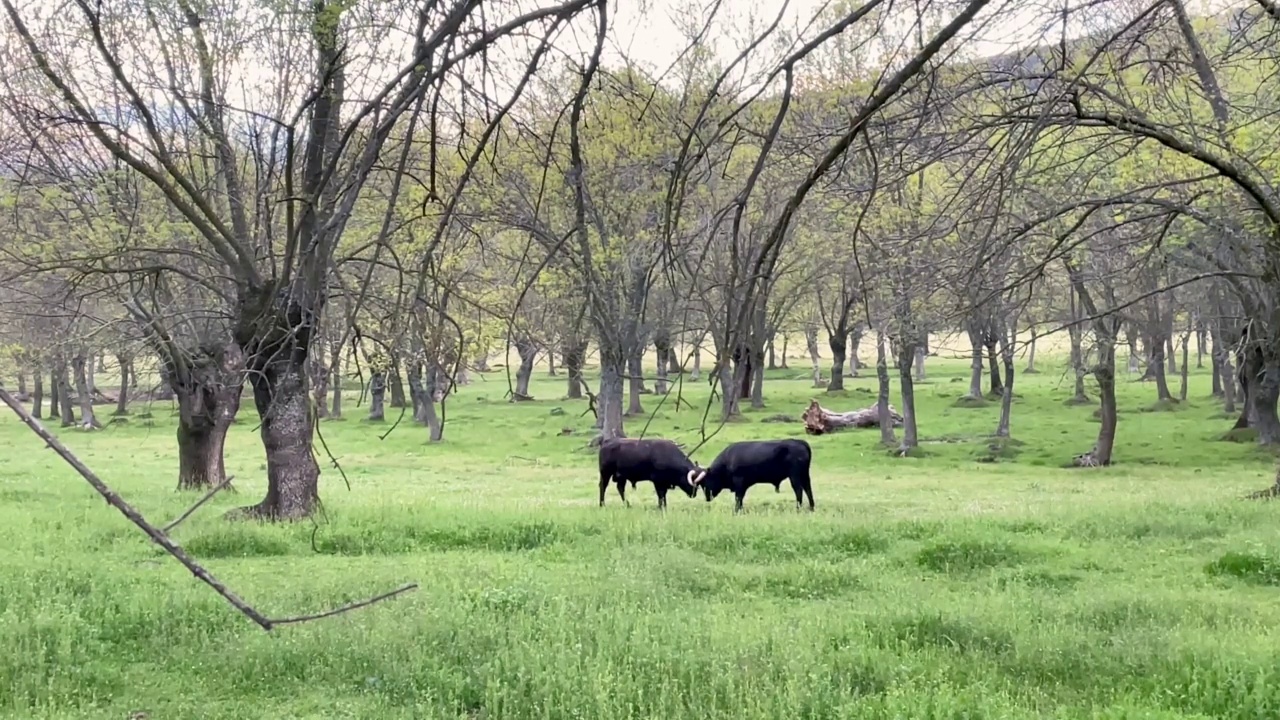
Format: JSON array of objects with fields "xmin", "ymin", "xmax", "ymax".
[{"xmin": 0, "ymin": 386, "xmax": 416, "ymax": 631}]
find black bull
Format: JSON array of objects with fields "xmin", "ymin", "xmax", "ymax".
[
  {"xmin": 597, "ymin": 438, "xmax": 699, "ymax": 509},
  {"xmin": 691, "ymin": 439, "xmax": 815, "ymax": 513}
]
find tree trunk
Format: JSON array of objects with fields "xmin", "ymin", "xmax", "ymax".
[
  {"xmin": 847, "ymin": 327, "xmax": 863, "ymax": 376},
  {"xmin": 311, "ymin": 354, "xmax": 330, "ymax": 419},
  {"xmin": 388, "ymin": 357, "xmax": 407, "ymax": 408},
  {"xmin": 1222, "ymin": 353, "xmax": 1236, "ymax": 414},
  {"xmin": 995, "ymin": 321, "xmax": 1016, "ymax": 438},
  {"xmin": 1166, "ymin": 335, "xmax": 1178, "ymax": 375},
  {"xmin": 805, "ymin": 327, "xmax": 823, "ymax": 387},
  {"xmin": 827, "ymin": 329, "xmax": 847, "ymax": 392},
  {"xmin": 876, "ymin": 331, "xmax": 896, "ymax": 446},
  {"xmin": 1127, "ymin": 330, "xmax": 1140, "ymax": 374},
  {"xmin": 690, "ymin": 344, "xmax": 701, "ymax": 381},
  {"xmin": 1149, "ymin": 333, "xmax": 1173, "ymax": 402},
  {"xmin": 368, "ymin": 371, "xmax": 386, "ymax": 422},
  {"xmin": 626, "ymin": 349, "xmax": 645, "ymax": 416},
  {"xmin": 16, "ymin": 370, "xmax": 26, "ymax": 396},
  {"xmin": 1025, "ymin": 333, "xmax": 1038, "ymax": 373},
  {"xmin": 245, "ymin": 360, "xmax": 320, "ymax": 519},
  {"xmin": 654, "ymin": 331, "xmax": 672, "ymax": 395},
  {"xmin": 1179, "ymin": 331, "xmax": 1191, "ymax": 402},
  {"xmin": 597, "ymin": 347, "xmax": 626, "ymax": 439},
  {"xmin": 1244, "ymin": 350, "xmax": 1280, "ymax": 444},
  {"xmin": 719, "ymin": 360, "xmax": 742, "ymax": 420},
  {"xmin": 55, "ymin": 357, "xmax": 75, "ymax": 427},
  {"xmin": 779, "ymin": 334, "xmax": 789, "ymax": 369},
  {"xmin": 750, "ymin": 353, "xmax": 766, "ymax": 409},
  {"xmin": 1091, "ymin": 338, "xmax": 1118, "ymax": 466},
  {"xmin": 408, "ymin": 363, "xmax": 431, "ymax": 424},
  {"xmin": 48, "ymin": 366, "xmax": 61, "ymax": 422},
  {"xmin": 564, "ymin": 340, "xmax": 587, "ymax": 399},
  {"xmin": 1069, "ymin": 297, "xmax": 1089, "ymax": 402},
  {"xmin": 1196, "ymin": 324, "xmax": 1207, "ymax": 369},
  {"xmin": 329, "ymin": 342, "xmax": 343, "ymax": 419},
  {"xmin": 766, "ymin": 332, "xmax": 778, "ymax": 370},
  {"xmin": 914, "ymin": 346, "xmax": 926, "ymax": 382},
  {"xmin": 115, "ymin": 355, "xmax": 131, "ymax": 416},
  {"xmin": 547, "ymin": 348, "xmax": 557, "ymax": 376},
  {"xmin": 1211, "ymin": 326, "xmax": 1224, "ymax": 396},
  {"xmin": 85, "ymin": 353, "xmax": 96, "ymax": 395},
  {"xmin": 1235, "ymin": 348, "xmax": 1253, "ymax": 429},
  {"xmin": 966, "ymin": 324, "xmax": 984, "ymax": 399},
  {"xmin": 422, "ymin": 363, "xmax": 444, "ymax": 442},
  {"xmin": 31, "ymin": 371, "xmax": 43, "ymax": 419},
  {"xmin": 896, "ymin": 339, "xmax": 919, "ymax": 452},
  {"xmin": 985, "ymin": 336, "xmax": 1002, "ymax": 396},
  {"xmin": 166, "ymin": 343, "xmax": 243, "ymax": 491},
  {"xmin": 513, "ymin": 338, "xmax": 537, "ymax": 401}
]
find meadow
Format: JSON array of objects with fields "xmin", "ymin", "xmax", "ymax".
[{"xmin": 3, "ymin": 336, "xmax": 1280, "ymax": 719}]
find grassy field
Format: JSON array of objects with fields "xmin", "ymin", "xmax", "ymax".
[{"xmin": 3, "ymin": 338, "xmax": 1280, "ymax": 719}]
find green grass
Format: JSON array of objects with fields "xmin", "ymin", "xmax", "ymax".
[{"xmin": 2, "ymin": 346, "xmax": 1280, "ymax": 719}]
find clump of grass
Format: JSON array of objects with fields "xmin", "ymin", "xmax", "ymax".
[
  {"xmin": 916, "ymin": 538, "xmax": 1029, "ymax": 573},
  {"xmin": 1206, "ymin": 550, "xmax": 1280, "ymax": 585}
]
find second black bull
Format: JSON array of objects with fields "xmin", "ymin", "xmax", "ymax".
[{"xmin": 690, "ymin": 439, "xmax": 815, "ymax": 513}]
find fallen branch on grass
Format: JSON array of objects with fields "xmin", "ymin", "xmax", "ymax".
[
  {"xmin": 0, "ymin": 386, "xmax": 417, "ymax": 632},
  {"xmin": 801, "ymin": 399, "xmax": 904, "ymax": 435},
  {"xmin": 162, "ymin": 476, "xmax": 235, "ymax": 534}
]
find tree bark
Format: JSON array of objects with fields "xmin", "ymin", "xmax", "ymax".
[
  {"xmin": 766, "ymin": 332, "xmax": 777, "ymax": 370},
  {"xmin": 984, "ymin": 334, "xmax": 1002, "ymax": 396},
  {"xmin": 513, "ymin": 337, "xmax": 537, "ymax": 401},
  {"xmin": 847, "ymin": 327, "xmax": 863, "ymax": 376},
  {"xmin": 896, "ymin": 339, "xmax": 919, "ymax": 452},
  {"xmin": 966, "ymin": 323, "xmax": 984, "ymax": 399},
  {"xmin": 115, "ymin": 355, "xmax": 131, "ymax": 416},
  {"xmin": 1196, "ymin": 323, "xmax": 1207, "ymax": 369},
  {"xmin": 1069, "ymin": 293, "xmax": 1090, "ymax": 403},
  {"xmin": 690, "ymin": 345, "xmax": 701, "ymax": 381},
  {"xmin": 54, "ymin": 356, "xmax": 75, "ymax": 427},
  {"xmin": 563, "ymin": 340, "xmax": 587, "ymax": 399},
  {"xmin": 31, "ymin": 371, "xmax": 43, "ymax": 419},
  {"xmin": 85, "ymin": 352, "xmax": 96, "ymax": 395},
  {"xmin": 1149, "ymin": 333, "xmax": 1173, "ymax": 402},
  {"xmin": 245, "ymin": 357, "xmax": 320, "ymax": 519},
  {"xmin": 1210, "ymin": 325, "xmax": 1224, "ymax": 396},
  {"xmin": 165, "ymin": 343, "xmax": 243, "ymax": 491},
  {"xmin": 547, "ymin": 348, "xmax": 557, "ymax": 376},
  {"xmin": 653, "ymin": 331, "xmax": 672, "ymax": 395},
  {"xmin": 597, "ymin": 347, "xmax": 626, "ymax": 439},
  {"xmin": 1179, "ymin": 330, "xmax": 1191, "ymax": 402},
  {"xmin": 48, "ymin": 366, "xmax": 61, "ymax": 422},
  {"xmin": 779, "ymin": 334, "xmax": 789, "ymax": 369},
  {"xmin": 329, "ymin": 342, "xmax": 343, "ymax": 419},
  {"xmin": 311, "ymin": 354, "xmax": 330, "ymax": 419},
  {"xmin": 1166, "ymin": 334, "xmax": 1178, "ymax": 375},
  {"xmin": 368, "ymin": 371, "xmax": 386, "ymax": 422},
  {"xmin": 1025, "ymin": 333, "xmax": 1038, "ymax": 373},
  {"xmin": 876, "ymin": 331, "xmax": 896, "ymax": 446},
  {"xmin": 995, "ymin": 320, "xmax": 1016, "ymax": 438},
  {"xmin": 16, "ymin": 370, "xmax": 26, "ymax": 396},
  {"xmin": 1242, "ymin": 347, "xmax": 1280, "ymax": 444},
  {"xmin": 827, "ymin": 330, "xmax": 847, "ymax": 392},
  {"xmin": 1126, "ymin": 329, "xmax": 1140, "ymax": 374},
  {"xmin": 914, "ymin": 346, "xmax": 927, "ymax": 382},
  {"xmin": 388, "ymin": 356, "xmax": 407, "ymax": 408},
  {"xmin": 626, "ymin": 348, "xmax": 645, "ymax": 416},
  {"xmin": 1090, "ymin": 338, "xmax": 1119, "ymax": 466},
  {"xmin": 805, "ymin": 327, "xmax": 823, "ymax": 387}
]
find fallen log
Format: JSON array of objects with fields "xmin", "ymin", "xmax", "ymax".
[{"xmin": 802, "ymin": 399, "xmax": 903, "ymax": 435}]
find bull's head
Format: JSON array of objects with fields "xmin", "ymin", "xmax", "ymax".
[{"xmin": 689, "ymin": 468, "xmax": 714, "ymax": 501}]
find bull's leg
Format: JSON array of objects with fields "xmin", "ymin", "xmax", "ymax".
[
  {"xmin": 599, "ymin": 470, "xmax": 612, "ymax": 507},
  {"xmin": 656, "ymin": 485, "xmax": 668, "ymax": 510},
  {"xmin": 794, "ymin": 472, "xmax": 815, "ymax": 511},
  {"xmin": 733, "ymin": 489, "xmax": 745, "ymax": 514},
  {"xmin": 615, "ymin": 479, "xmax": 630, "ymax": 507}
]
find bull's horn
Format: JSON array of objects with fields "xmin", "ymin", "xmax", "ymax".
[
  {"xmin": 692, "ymin": 470, "xmax": 707, "ymax": 485},
  {"xmin": 686, "ymin": 469, "xmax": 697, "ymax": 485}
]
